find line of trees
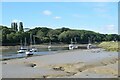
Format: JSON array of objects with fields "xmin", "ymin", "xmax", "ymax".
[{"xmin": 0, "ymin": 25, "xmax": 120, "ymax": 46}]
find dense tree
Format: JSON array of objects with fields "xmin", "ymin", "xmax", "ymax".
[
  {"xmin": 1, "ymin": 25, "xmax": 120, "ymax": 46},
  {"xmin": 47, "ymin": 30, "xmax": 61, "ymax": 42}
]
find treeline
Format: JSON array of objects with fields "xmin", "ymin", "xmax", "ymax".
[{"xmin": 0, "ymin": 25, "xmax": 120, "ymax": 46}]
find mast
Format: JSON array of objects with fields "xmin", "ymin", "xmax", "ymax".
[
  {"xmin": 74, "ymin": 37, "xmax": 77, "ymax": 44},
  {"xmin": 71, "ymin": 38, "xmax": 73, "ymax": 44},
  {"xmin": 20, "ymin": 39, "xmax": 22, "ymax": 46},
  {"xmin": 30, "ymin": 34, "xmax": 32, "ymax": 46},
  {"xmin": 24, "ymin": 37, "xmax": 27, "ymax": 47},
  {"xmin": 88, "ymin": 37, "xmax": 91, "ymax": 44},
  {"xmin": 33, "ymin": 35, "xmax": 36, "ymax": 45},
  {"xmin": 49, "ymin": 40, "xmax": 51, "ymax": 46}
]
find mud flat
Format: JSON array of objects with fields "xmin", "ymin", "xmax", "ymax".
[{"xmin": 2, "ymin": 48, "xmax": 118, "ymax": 78}]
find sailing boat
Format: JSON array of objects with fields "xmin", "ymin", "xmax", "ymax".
[
  {"xmin": 69, "ymin": 38, "xmax": 74, "ymax": 50},
  {"xmin": 48, "ymin": 40, "xmax": 52, "ymax": 51},
  {"xmin": 17, "ymin": 38, "xmax": 28, "ymax": 53},
  {"xmin": 74, "ymin": 37, "xmax": 78, "ymax": 49},
  {"xmin": 29, "ymin": 34, "xmax": 38, "ymax": 52},
  {"xmin": 87, "ymin": 37, "xmax": 92, "ymax": 49}
]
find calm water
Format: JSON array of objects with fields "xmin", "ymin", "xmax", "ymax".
[{"xmin": 1, "ymin": 47, "xmax": 69, "ymax": 60}]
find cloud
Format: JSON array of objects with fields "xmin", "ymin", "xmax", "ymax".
[
  {"xmin": 106, "ymin": 25, "xmax": 115, "ymax": 31},
  {"xmin": 12, "ymin": 19, "xmax": 19, "ymax": 23},
  {"xmin": 54, "ymin": 16, "xmax": 61, "ymax": 19},
  {"xmin": 43, "ymin": 10, "xmax": 52, "ymax": 16},
  {"xmin": 73, "ymin": 14, "xmax": 81, "ymax": 18},
  {"xmin": 12, "ymin": 19, "xmax": 22, "ymax": 23}
]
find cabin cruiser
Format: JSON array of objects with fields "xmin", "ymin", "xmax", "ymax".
[
  {"xmin": 87, "ymin": 43, "xmax": 92, "ymax": 49},
  {"xmin": 17, "ymin": 47, "xmax": 27, "ymax": 53},
  {"xmin": 25, "ymin": 50, "xmax": 33, "ymax": 56},
  {"xmin": 69, "ymin": 44, "xmax": 74, "ymax": 50},
  {"xmin": 30, "ymin": 47, "xmax": 38, "ymax": 52},
  {"xmin": 69, "ymin": 38, "xmax": 79, "ymax": 50}
]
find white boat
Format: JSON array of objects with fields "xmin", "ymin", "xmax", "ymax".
[
  {"xmin": 87, "ymin": 43, "xmax": 92, "ymax": 49},
  {"xmin": 30, "ymin": 47, "xmax": 37, "ymax": 52},
  {"xmin": 69, "ymin": 44, "xmax": 74, "ymax": 50},
  {"xmin": 69, "ymin": 38, "xmax": 75, "ymax": 50},
  {"xmin": 17, "ymin": 38, "xmax": 28, "ymax": 53},
  {"xmin": 48, "ymin": 40, "xmax": 52, "ymax": 51},
  {"xmin": 25, "ymin": 50, "xmax": 33, "ymax": 56},
  {"xmin": 48, "ymin": 45, "xmax": 51, "ymax": 49},
  {"xmin": 17, "ymin": 46, "xmax": 28, "ymax": 53},
  {"xmin": 69, "ymin": 38, "xmax": 79, "ymax": 50},
  {"xmin": 30, "ymin": 34, "xmax": 38, "ymax": 52},
  {"xmin": 74, "ymin": 37, "xmax": 78, "ymax": 49},
  {"xmin": 87, "ymin": 37, "xmax": 92, "ymax": 49}
]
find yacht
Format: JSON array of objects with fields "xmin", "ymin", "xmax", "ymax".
[
  {"xmin": 74, "ymin": 37, "xmax": 78, "ymax": 49},
  {"xmin": 29, "ymin": 34, "xmax": 38, "ymax": 52},
  {"xmin": 25, "ymin": 50, "xmax": 33, "ymax": 56},
  {"xmin": 17, "ymin": 38, "xmax": 28, "ymax": 53},
  {"xmin": 87, "ymin": 37, "xmax": 92, "ymax": 49},
  {"xmin": 69, "ymin": 44, "xmax": 74, "ymax": 50},
  {"xmin": 30, "ymin": 47, "xmax": 37, "ymax": 52},
  {"xmin": 69, "ymin": 39, "xmax": 74, "ymax": 50},
  {"xmin": 17, "ymin": 46, "xmax": 27, "ymax": 53},
  {"xmin": 87, "ymin": 43, "xmax": 92, "ymax": 49},
  {"xmin": 48, "ymin": 41, "xmax": 52, "ymax": 51}
]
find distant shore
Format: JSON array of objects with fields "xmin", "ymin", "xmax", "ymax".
[{"xmin": 1, "ymin": 43, "xmax": 99, "ymax": 50}]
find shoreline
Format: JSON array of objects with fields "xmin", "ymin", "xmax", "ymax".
[
  {"xmin": 2, "ymin": 48, "xmax": 118, "ymax": 78},
  {"xmin": 0, "ymin": 44, "xmax": 98, "ymax": 49}
]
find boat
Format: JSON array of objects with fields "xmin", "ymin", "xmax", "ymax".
[
  {"xmin": 17, "ymin": 38, "xmax": 28, "ymax": 53},
  {"xmin": 25, "ymin": 50, "xmax": 33, "ymax": 56},
  {"xmin": 69, "ymin": 44, "xmax": 74, "ymax": 50},
  {"xmin": 30, "ymin": 47, "xmax": 37, "ymax": 52},
  {"xmin": 69, "ymin": 38, "xmax": 78, "ymax": 50},
  {"xmin": 69, "ymin": 39, "xmax": 74, "ymax": 50},
  {"xmin": 87, "ymin": 43, "xmax": 92, "ymax": 49},
  {"xmin": 74, "ymin": 37, "xmax": 78, "ymax": 49},
  {"xmin": 29, "ymin": 34, "xmax": 38, "ymax": 52},
  {"xmin": 17, "ymin": 46, "xmax": 27, "ymax": 53},
  {"xmin": 87, "ymin": 37, "xmax": 92, "ymax": 49},
  {"xmin": 48, "ymin": 40, "xmax": 52, "ymax": 51}
]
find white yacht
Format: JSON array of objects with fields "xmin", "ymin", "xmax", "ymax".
[
  {"xmin": 74, "ymin": 37, "xmax": 78, "ymax": 49},
  {"xmin": 69, "ymin": 44, "xmax": 74, "ymax": 50},
  {"xmin": 48, "ymin": 41, "xmax": 52, "ymax": 51},
  {"xmin": 30, "ymin": 47, "xmax": 37, "ymax": 52},
  {"xmin": 25, "ymin": 50, "xmax": 33, "ymax": 56},
  {"xmin": 29, "ymin": 34, "xmax": 38, "ymax": 52},
  {"xmin": 69, "ymin": 39, "xmax": 74, "ymax": 50},
  {"xmin": 17, "ymin": 47, "xmax": 27, "ymax": 53},
  {"xmin": 87, "ymin": 43, "xmax": 92, "ymax": 49},
  {"xmin": 17, "ymin": 38, "xmax": 28, "ymax": 53}
]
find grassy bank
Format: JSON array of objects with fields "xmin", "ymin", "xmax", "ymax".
[{"xmin": 98, "ymin": 41, "xmax": 120, "ymax": 52}]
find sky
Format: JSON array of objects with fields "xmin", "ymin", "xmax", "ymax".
[{"xmin": 1, "ymin": 2, "xmax": 118, "ymax": 34}]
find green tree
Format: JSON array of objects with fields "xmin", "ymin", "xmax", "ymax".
[{"xmin": 47, "ymin": 30, "xmax": 61, "ymax": 42}]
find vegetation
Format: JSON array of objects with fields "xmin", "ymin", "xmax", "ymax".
[
  {"xmin": 98, "ymin": 41, "xmax": 120, "ymax": 51},
  {"xmin": 0, "ymin": 25, "xmax": 120, "ymax": 46}
]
